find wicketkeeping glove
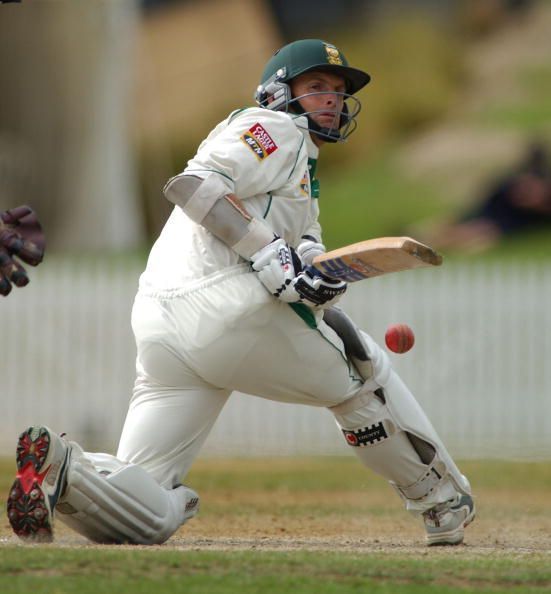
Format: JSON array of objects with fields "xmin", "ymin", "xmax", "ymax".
[
  {"xmin": 0, "ymin": 205, "xmax": 45, "ymax": 296},
  {"xmin": 251, "ymin": 237, "xmax": 347, "ymax": 309}
]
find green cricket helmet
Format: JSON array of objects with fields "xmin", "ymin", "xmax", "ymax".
[{"xmin": 255, "ymin": 39, "xmax": 370, "ymax": 143}]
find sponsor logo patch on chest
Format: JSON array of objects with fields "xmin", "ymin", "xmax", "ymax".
[{"xmin": 240, "ymin": 123, "xmax": 278, "ymax": 160}]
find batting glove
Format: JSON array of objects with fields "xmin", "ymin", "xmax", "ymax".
[
  {"xmin": 251, "ymin": 237, "xmax": 347, "ymax": 308},
  {"xmin": 293, "ymin": 267, "xmax": 347, "ymax": 308},
  {"xmin": 296, "ymin": 236, "xmax": 326, "ymax": 265},
  {"xmin": 251, "ymin": 237, "xmax": 302, "ymax": 301}
]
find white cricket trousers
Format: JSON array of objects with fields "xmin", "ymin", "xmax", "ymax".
[{"xmin": 117, "ymin": 265, "xmax": 364, "ymax": 488}]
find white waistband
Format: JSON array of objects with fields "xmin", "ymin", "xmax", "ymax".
[{"xmin": 138, "ymin": 263, "xmax": 251, "ymax": 299}]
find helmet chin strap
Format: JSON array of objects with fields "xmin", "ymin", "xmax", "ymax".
[
  {"xmin": 290, "ymin": 99, "xmax": 342, "ymax": 144},
  {"xmin": 309, "ymin": 119, "xmax": 341, "ymax": 144}
]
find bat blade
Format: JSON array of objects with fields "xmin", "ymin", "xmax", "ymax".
[{"xmin": 311, "ymin": 237, "xmax": 442, "ymax": 283}]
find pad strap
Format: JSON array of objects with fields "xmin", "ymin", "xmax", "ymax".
[{"xmin": 393, "ymin": 454, "xmax": 448, "ymax": 500}]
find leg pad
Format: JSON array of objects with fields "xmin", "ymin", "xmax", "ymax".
[{"xmin": 57, "ymin": 460, "xmax": 198, "ymax": 544}]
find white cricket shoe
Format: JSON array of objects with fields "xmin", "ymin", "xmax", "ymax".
[
  {"xmin": 423, "ymin": 494, "xmax": 476, "ymax": 546},
  {"xmin": 7, "ymin": 426, "xmax": 71, "ymax": 542}
]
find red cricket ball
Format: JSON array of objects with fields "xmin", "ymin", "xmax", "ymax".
[{"xmin": 385, "ymin": 323, "xmax": 415, "ymax": 354}]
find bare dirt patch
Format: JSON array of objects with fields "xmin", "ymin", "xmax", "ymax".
[{"xmin": 2, "ymin": 485, "xmax": 550, "ymax": 556}]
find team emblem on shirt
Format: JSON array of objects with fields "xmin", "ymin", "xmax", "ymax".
[
  {"xmin": 299, "ymin": 169, "xmax": 310, "ymax": 196},
  {"xmin": 240, "ymin": 123, "xmax": 278, "ymax": 160}
]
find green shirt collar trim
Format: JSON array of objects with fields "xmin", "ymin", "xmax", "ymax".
[{"xmin": 308, "ymin": 158, "xmax": 320, "ymax": 198}]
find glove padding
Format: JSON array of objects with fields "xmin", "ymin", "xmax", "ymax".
[
  {"xmin": 251, "ymin": 237, "xmax": 302, "ymax": 301},
  {"xmin": 0, "ymin": 205, "xmax": 45, "ymax": 296},
  {"xmin": 251, "ymin": 237, "xmax": 347, "ymax": 309},
  {"xmin": 293, "ymin": 266, "xmax": 347, "ymax": 308}
]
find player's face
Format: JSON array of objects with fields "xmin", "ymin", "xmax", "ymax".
[{"xmin": 290, "ymin": 71, "xmax": 347, "ymax": 140}]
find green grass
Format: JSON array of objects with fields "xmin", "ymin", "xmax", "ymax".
[
  {"xmin": 317, "ymin": 151, "xmax": 449, "ymax": 250},
  {"xmin": 314, "ymin": 15, "xmax": 551, "ymax": 263},
  {"xmin": 476, "ymin": 65, "xmax": 551, "ymax": 133},
  {"xmin": 479, "ymin": 102, "xmax": 551, "ymax": 132},
  {"xmin": 1, "ymin": 548, "xmax": 551, "ymax": 594},
  {"xmin": 184, "ymin": 457, "xmax": 551, "ymax": 493},
  {"xmin": 447, "ymin": 228, "xmax": 551, "ymax": 262},
  {"xmin": 1, "ymin": 458, "xmax": 551, "ymax": 593},
  {"xmin": 312, "ymin": 39, "xmax": 551, "ymax": 262},
  {"xmin": 317, "ymin": 152, "xmax": 551, "ymax": 264}
]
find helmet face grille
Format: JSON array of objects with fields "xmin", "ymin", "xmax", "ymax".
[
  {"xmin": 287, "ymin": 91, "xmax": 362, "ymax": 143},
  {"xmin": 256, "ymin": 87, "xmax": 362, "ymax": 143}
]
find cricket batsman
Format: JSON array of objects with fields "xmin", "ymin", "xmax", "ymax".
[{"xmin": 7, "ymin": 39, "xmax": 475, "ymax": 546}]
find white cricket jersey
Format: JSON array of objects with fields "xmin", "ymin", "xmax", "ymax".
[{"xmin": 139, "ymin": 108, "xmax": 322, "ymax": 293}]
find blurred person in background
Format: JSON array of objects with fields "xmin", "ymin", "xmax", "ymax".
[
  {"xmin": 8, "ymin": 40, "xmax": 474, "ymax": 548},
  {"xmin": 418, "ymin": 141, "xmax": 551, "ymax": 252}
]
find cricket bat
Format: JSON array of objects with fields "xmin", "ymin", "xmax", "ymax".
[{"xmin": 310, "ymin": 237, "xmax": 442, "ymax": 283}]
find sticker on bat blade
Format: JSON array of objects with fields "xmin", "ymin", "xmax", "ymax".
[
  {"xmin": 348, "ymin": 257, "xmax": 383, "ymax": 276},
  {"xmin": 315, "ymin": 258, "xmax": 368, "ymax": 282},
  {"xmin": 316, "ymin": 256, "xmax": 384, "ymax": 281}
]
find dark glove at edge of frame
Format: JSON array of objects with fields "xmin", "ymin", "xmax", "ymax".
[
  {"xmin": 0, "ymin": 205, "xmax": 45, "ymax": 266},
  {"xmin": 0, "ymin": 205, "xmax": 46, "ymax": 296}
]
